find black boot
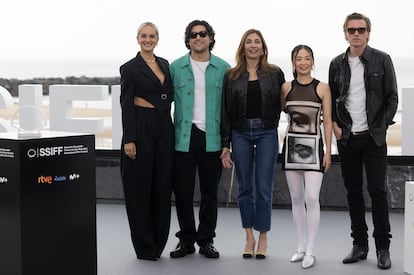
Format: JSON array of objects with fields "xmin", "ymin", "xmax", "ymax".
[
  {"xmin": 376, "ymin": 249, "xmax": 391, "ymax": 269},
  {"xmin": 342, "ymin": 245, "xmax": 368, "ymax": 264}
]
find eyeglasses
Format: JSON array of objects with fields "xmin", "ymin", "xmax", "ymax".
[
  {"xmin": 347, "ymin": 27, "xmax": 367, "ymax": 34},
  {"xmin": 190, "ymin": 31, "xmax": 208, "ymax": 39}
]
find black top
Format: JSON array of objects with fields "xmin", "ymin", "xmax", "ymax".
[{"xmin": 246, "ymin": 80, "xmax": 261, "ymax": 119}]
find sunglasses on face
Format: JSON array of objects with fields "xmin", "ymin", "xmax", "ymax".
[
  {"xmin": 347, "ymin": 27, "xmax": 367, "ymax": 34},
  {"xmin": 190, "ymin": 31, "xmax": 208, "ymax": 39}
]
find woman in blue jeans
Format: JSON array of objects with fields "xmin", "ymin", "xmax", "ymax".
[{"xmin": 221, "ymin": 29, "xmax": 285, "ymax": 259}]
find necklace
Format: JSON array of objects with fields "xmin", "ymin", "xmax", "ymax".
[{"xmin": 144, "ymin": 57, "xmax": 156, "ymax": 63}]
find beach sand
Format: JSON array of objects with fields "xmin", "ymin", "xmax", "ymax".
[
  {"xmin": 0, "ymin": 105, "xmax": 112, "ymax": 147},
  {"xmin": 0, "ymin": 105, "xmax": 402, "ymax": 149}
]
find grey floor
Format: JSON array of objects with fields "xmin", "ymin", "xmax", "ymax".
[{"xmin": 97, "ymin": 204, "xmax": 406, "ymax": 275}]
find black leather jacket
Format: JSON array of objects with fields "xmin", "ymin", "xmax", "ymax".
[
  {"xmin": 221, "ymin": 67, "xmax": 285, "ymax": 148},
  {"xmin": 328, "ymin": 46, "xmax": 398, "ymax": 146}
]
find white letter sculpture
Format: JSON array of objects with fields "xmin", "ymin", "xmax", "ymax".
[
  {"xmin": 0, "ymin": 86, "xmax": 14, "ymax": 132},
  {"xmin": 49, "ymin": 85, "xmax": 108, "ymax": 133}
]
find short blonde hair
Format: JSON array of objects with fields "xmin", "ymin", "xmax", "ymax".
[{"xmin": 137, "ymin": 22, "xmax": 159, "ymax": 38}]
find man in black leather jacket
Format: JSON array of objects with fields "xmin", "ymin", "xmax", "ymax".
[{"xmin": 329, "ymin": 12, "xmax": 398, "ymax": 270}]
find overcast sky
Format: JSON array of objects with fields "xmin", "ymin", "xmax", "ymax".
[{"xmin": 1, "ymin": 0, "xmax": 413, "ymax": 78}]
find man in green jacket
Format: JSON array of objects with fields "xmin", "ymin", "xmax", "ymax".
[{"xmin": 169, "ymin": 19, "xmax": 230, "ymax": 259}]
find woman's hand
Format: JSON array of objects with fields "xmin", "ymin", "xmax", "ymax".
[
  {"xmin": 220, "ymin": 147, "xmax": 233, "ymax": 169},
  {"xmin": 323, "ymin": 154, "xmax": 331, "ymax": 173},
  {"xmin": 124, "ymin": 142, "xmax": 137, "ymax": 160}
]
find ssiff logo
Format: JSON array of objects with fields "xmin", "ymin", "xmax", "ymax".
[
  {"xmin": 27, "ymin": 146, "xmax": 64, "ymax": 158},
  {"xmin": 0, "ymin": 176, "xmax": 8, "ymax": 184}
]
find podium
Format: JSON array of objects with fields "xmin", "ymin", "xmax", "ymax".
[
  {"xmin": 405, "ymin": 181, "xmax": 414, "ymax": 274},
  {"xmin": 0, "ymin": 132, "xmax": 96, "ymax": 275}
]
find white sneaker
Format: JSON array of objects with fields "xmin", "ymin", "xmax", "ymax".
[
  {"xmin": 302, "ymin": 255, "xmax": 316, "ymax": 269},
  {"xmin": 290, "ymin": 251, "xmax": 305, "ymax": 262}
]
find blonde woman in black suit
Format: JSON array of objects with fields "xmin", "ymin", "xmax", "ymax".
[{"xmin": 120, "ymin": 22, "xmax": 174, "ymax": 261}]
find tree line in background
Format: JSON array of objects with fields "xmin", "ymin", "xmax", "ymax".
[{"xmin": 0, "ymin": 77, "xmax": 120, "ymax": 97}]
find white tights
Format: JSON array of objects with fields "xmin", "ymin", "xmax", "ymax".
[{"xmin": 285, "ymin": 170, "xmax": 323, "ymax": 256}]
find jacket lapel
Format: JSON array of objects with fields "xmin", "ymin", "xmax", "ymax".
[{"xmin": 134, "ymin": 54, "xmax": 162, "ymax": 87}]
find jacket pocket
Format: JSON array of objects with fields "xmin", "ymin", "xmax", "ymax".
[
  {"xmin": 174, "ymin": 81, "xmax": 186, "ymax": 91},
  {"xmin": 367, "ymin": 71, "xmax": 384, "ymax": 92}
]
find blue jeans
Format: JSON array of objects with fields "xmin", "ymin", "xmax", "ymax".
[{"xmin": 231, "ymin": 118, "xmax": 278, "ymax": 232}]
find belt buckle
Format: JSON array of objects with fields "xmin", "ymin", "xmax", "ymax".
[{"xmin": 352, "ymin": 130, "xmax": 368, "ymax": 136}]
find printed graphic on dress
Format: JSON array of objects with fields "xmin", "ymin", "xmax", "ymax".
[
  {"xmin": 286, "ymin": 101, "xmax": 321, "ymax": 135},
  {"xmin": 284, "ymin": 134, "xmax": 320, "ymax": 170},
  {"xmin": 288, "ymin": 136, "xmax": 316, "ymax": 164}
]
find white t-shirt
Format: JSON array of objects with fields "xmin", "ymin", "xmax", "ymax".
[
  {"xmin": 346, "ymin": 56, "xmax": 369, "ymax": 132},
  {"xmin": 190, "ymin": 57, "xmax": 208, "ymax": 132}
]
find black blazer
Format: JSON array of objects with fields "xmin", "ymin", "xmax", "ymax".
[{"xmin": 120, "ymin": 52, "xmax": 173, "ymax": 144}]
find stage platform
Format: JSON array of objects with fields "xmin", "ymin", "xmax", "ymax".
[{"xmin": 97, "ymin": 204, "xmax": 405, "ymax": 275}]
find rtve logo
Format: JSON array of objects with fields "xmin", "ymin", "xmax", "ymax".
[
  {"xmin": 37, "ymin": 173, "xmax": 79, "ymax": 185},
  {"xmin": 38, "ymin": 175, "xmax": 53, "ymax": 185},
  {"xmin": 27, "ymin": 146, "xmax": 64, "ymax": 158}
]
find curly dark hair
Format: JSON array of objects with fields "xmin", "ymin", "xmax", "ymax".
[{"xmin": 184, "ymin": 20, "xmax": 216, "ymax": 51}]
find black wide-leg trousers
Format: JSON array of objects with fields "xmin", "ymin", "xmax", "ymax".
[{"xmin": 121, "ymin": 107, "xmax": 174, "ymax": 258}]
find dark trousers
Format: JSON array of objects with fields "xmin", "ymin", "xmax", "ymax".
[
  {"xmin": 337, "ymin": 134, "xmax": 391, "ymax": 249},
  {"xmin": 120, "ymin": 107, "xmax": 174, "ymax": 258},
  {"xmin": 173, "ymin": 124, "xmax": 222, "ymax": 247}
]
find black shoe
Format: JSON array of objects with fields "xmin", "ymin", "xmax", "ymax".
[
  {"xmin": 342, "ymin": 245, "xmax": 368, "ymax": 264},
  {"xmin": 199, "ymin": 243, "xmax": 220, "ymax": 258},
  {"xmin": 255, "ymin": 252, "xmax": 267, "ymax": 259},
  {"xmin": 170, "ymin": 242, "xmax": 195, "ymax": 258},
  {"xmin": 376, "ymin": 249, "xmax": 391, "ymax": 269},
  {"xmin": 137, "ymin": 255, "xmax": 157, "ymax": 261}
]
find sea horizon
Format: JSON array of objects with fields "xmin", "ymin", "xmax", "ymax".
[{"xmin": 1, "ymin": 56, "xmax": 414, "ymax": 83}]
